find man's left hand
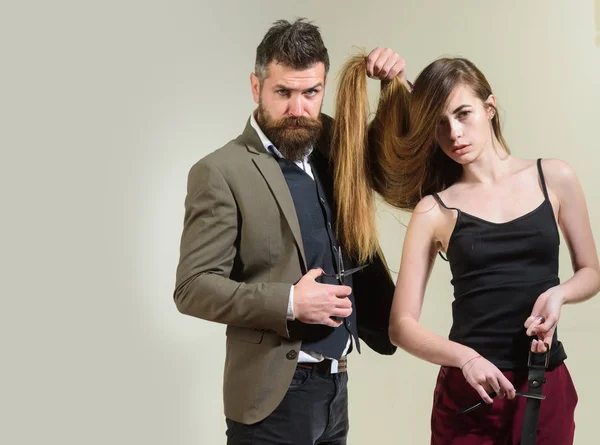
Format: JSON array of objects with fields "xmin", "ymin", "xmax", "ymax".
[{"xmin": 366, "ymin": 47, "xmax": 409, "ymax": 88}]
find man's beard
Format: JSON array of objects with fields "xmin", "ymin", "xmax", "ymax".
[{"xmin": 257, "ymin": 102, "xmax": 323, "ymax": 162}]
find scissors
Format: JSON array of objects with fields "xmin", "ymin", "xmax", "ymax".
[
  {"xmin": 321, "ymin": 246, "xmax": 368, "ymax": 284},
  {"xmin": 456, "ymin": 390, "xmax": 546, "ymax": 415}
]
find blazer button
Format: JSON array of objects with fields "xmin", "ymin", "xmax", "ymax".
[
  {"xmin": 286, "ymin": 350, "xmax": 298, "ymax": 360},
  {"xmin": 346, "ymin": 320, "xmax": 352, "ymax": 327}
]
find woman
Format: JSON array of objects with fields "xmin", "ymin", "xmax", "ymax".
[{"xmin": 331, "ymin": 54, "xmax": 600, "ymax": 443}]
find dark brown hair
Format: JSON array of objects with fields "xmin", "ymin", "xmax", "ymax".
[{"xmin": 255, "ymin": 18, "xmax": 329, "ymax": 82}]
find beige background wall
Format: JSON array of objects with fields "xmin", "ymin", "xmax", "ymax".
[{"xmin": 3, "ymin": 0, "xmax": 598, "ymax": 443}]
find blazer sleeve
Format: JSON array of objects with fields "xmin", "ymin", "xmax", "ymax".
[{"xmin": 173, "ymin": 160, "xmax": 291, "ymax": 338}]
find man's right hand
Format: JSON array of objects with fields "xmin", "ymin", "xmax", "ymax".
[{"xmin": 293, "ymin": 268, "xmax": 353, "ymax": 327}]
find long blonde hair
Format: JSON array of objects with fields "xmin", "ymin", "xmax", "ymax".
[{"xmin": 333, "ymin": 54, "xmax": 509, "ymax": 263}]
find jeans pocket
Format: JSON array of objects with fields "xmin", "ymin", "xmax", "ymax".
[{"xmin": 288, "ymin": 367, "xmax": 311, "ymax": 390}]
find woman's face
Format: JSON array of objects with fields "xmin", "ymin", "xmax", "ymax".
[{"xmin": 435, "ymin": 84, "xmax": 496, "ymax": 164}]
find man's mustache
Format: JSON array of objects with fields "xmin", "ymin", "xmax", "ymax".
[{"xmin": 271, "ymin": 116, "xmax": 322, "ymax": 128}]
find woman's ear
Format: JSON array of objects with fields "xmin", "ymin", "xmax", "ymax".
[{"xmin": 485, "ymin": 94, "xmax": 497, "ymax": 119}]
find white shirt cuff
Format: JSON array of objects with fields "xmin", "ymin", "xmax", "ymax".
[{"xmin": 286, "ymin": 285, "xmax": 295, "ymax": 321}]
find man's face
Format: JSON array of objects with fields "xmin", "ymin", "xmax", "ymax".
[{"xmin": 250, "ymin": 61, "xmax": 326, "ymax": 161}]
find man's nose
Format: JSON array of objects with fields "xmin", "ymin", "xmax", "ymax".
[{"xmin": 287, "ymin": 96, "xmax": 304, "ymax": 117}]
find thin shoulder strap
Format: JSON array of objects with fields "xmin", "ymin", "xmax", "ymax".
[
  {"xmin": 432, "ymin": 192, "xmax": 461, "ymax": 213},
  {"xmin": 431, "ymin": 193, "xmax": 451, "ymax": 262},
  {"xmin": 432, "ymin": 192, "xmax": 450, "ymax": 209},
  {"xmin": 536, "ymin": 158, "xmax": 550, "ymax": 201}
]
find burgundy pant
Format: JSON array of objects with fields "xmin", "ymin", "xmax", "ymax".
[{"xmin": 430, "ymin": 363, "xmax": 578, "ymax": 444}]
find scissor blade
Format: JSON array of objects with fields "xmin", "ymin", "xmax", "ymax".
[
  {"xmin": 456, "ymin": 401, "xmax": 484, "ymax": 415},
  {"xmin": 338, "ymin": 264, "xmax": 368, "ymax": 279},
  {"xmin": 516, "ymin": 391, "xmax": 546, "ymax": 400},
  {"xmin": 456, "ymin": 390, "xmax": 546, "ymax": 415}
]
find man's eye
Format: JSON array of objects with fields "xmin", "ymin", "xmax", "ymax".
[
  {"xmin": 276, "ymin": 90, "xmax": 289, "ymax": 96},
  {"xmin": 305, "ymin": 89, "xmax": 318, "ymax": 97}
]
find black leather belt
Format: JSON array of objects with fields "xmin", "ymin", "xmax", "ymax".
[{"xmin": 520, "ymin": 345, "xmax": 550, "ymax": 445}]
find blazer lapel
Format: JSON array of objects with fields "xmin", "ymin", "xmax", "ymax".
[{"xmin": 240, "ymin": 118, "xmax": 307, "ymax": 270}]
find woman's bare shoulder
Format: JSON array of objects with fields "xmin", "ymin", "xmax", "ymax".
[
  {"xmin": 539, "ymin": 158, "xmax": 581, "ymax": 200},
  {"xmin": 540, "ymin": 158, "xmax": 578, "ymax": 181},
  {"xmin": 411, "ymin": 194, "xmax": 449, "ymax": 227}
]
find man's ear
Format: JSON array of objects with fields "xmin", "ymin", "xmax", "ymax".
[{"xmin": 250, "ymin": 73, "xmax": 261, "ymax": 104}]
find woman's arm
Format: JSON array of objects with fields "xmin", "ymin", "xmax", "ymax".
[
  {"xmin": 390, "ymin": 196, "xmax": 481, "ymax": 367},
  {"xmin": 390, "ymin": 195, "xmax": 515, "ymax": 402},
  {"xmin": 526, "ymin": 159, "xmax": 600, "ymax": 340},
  {"xmin": 552, "ymin": 159, "xmax": 600, "ymax": 302},
  {"xmin": 389, "ymin": 196, "xmax": 474, "ymax": 367}
]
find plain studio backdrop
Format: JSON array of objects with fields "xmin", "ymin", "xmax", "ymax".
[{"xmin": 3, "ymin": 0, "xmax": 599, "ymax": 444}]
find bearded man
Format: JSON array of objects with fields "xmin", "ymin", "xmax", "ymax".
[{"xmin": 173, "ymin": 18, "xmax": 409, "ymax": 445}]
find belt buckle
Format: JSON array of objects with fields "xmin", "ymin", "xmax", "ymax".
[{"xmin": 527, "ymin": 344, "xmax": 550, "ymax": 369}]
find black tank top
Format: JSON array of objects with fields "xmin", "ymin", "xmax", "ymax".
[{"xmin": 433, "ymin": 159, "xmax": 567, "ymax": 370}]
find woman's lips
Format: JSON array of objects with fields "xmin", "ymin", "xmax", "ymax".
[{"xmin": 453, "ymin": 144, "xmax": 470, "ymax": 155}]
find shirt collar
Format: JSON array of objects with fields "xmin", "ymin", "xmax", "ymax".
[{"xmin": 250, "ymin": 112, "xmax": 284, "ymax": 158}]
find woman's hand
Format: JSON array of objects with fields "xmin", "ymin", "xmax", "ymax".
[
  {"xmin": 524, "ymin": 285, "xmax": 565, "ymax": 348},
  {"xmin": 461, "ymin": 355, "xmax": 516, "ymax": 403}
]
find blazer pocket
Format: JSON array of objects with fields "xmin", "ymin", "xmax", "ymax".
[{"xmin": 226, "ymin": 325, "xmax": 265, "ymax": 344}]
